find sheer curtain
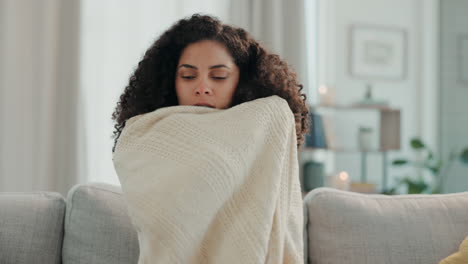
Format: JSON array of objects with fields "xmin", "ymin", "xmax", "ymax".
[
  {"xmin": 0, "ymin": 0, "xmax": 81, "ymax": 196},
  {"xmin": 229, "ymin": 0, "xmax": 315, "ymax": 101}
]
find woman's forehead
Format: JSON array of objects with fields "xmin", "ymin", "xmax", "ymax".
[{"xmin": 178, "ymin": 40, "xmax": 236, "ymax": 68}]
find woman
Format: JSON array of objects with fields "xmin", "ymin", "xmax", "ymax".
[
  {"xmin": 111, "ymin": 14, "xmax": 309, "ymax": 151},
  {"xmin": 112, "ymin": 14, "xmax": 308, "ymax": 264}
]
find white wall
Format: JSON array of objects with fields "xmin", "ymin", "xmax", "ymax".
[
  {"xmin": 316, "ymin": 0, "xmax": 439, "ymax": 190},
  {"xmin": 439, "ymin": 0, "xmax": 468, "ymax": 192}
]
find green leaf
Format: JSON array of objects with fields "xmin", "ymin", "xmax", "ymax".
[
  {"xmin": 407, "ymin": 179, "xmax": 429, "ymax": 194},
  {"xmin": 381, "ymin": 187, "xmax": 397, "ymax": 195},
  {"xmin": 399, "ymin": 177, "xmax": 430, "ymax": 194},
  {"xmin": 411, "ymin": 138, "xmax": 426, "ymax": 150},
  {"xmin": 432, "ymin": 185, "xmax": 441, "ymax": 194},
  {"xmin": 461, "ymin": 148, "xmax": 468, "ymax": 165},
  {"xmin": 392, "ymin": 159, "xmax": 408, "ymax": 166},
  {"xmin": 427, "ymin": 166, "xmax": 439, "ymax": 176},
  {"xmin": 427, "ymin": 151, "xmax": 434, "ymax": 160}
]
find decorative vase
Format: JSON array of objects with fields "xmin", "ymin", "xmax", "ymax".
[
  {"xmin": 303, "ymin": 161, "xmax": 325, "ymax": 191},
  {"xmin": 358, "ymin": 126, "xmax": 373, "ymax": 151}
]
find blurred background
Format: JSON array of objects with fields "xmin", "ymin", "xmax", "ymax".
[{"xmin": 1, "ymin": 0, "xmax": 467, "ymax": 196}]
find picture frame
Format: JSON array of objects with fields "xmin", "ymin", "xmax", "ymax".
[
  {"xmin": 349, "ymin": 24, "xmax": 408, "ymax": 81},
  {"xmin": 458, "ymin": 34, "xmax": 468, "ymax": 85}
]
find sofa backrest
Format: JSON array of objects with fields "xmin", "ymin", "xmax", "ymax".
[
  {"xmin": 303, "ymin": 187, "xmax": 468, "ymax": 264},
  {"xmin": 8, "ymin": 183, "xmax": 463, "ymax": 264},
  {"xmin": 0, "ymin": 191, "xmax": 65, "ymax": 264},
  {"xmin": 62, "ymin": 183, "xmax": 139, "ymax": 264}
]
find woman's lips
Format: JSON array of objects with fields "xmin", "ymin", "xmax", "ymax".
[{"xmin": 193, "ymin": 103, "xmax": 215, "ymax": 108}]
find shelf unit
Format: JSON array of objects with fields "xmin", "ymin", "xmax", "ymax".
[{"xmin": 305, "ymin": 104, "xmax": 401, "ymax": 191}]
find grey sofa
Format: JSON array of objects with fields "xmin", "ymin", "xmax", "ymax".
[{"xmin": 1, "ymin": 183, "xmax": 468, "ymax": 264}]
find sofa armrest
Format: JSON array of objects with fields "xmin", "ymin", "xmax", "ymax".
[{"xmin": 303, "ymin": 187, "xmax": 468, "ymax": 264}]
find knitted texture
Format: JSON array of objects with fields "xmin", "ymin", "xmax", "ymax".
[{"xmin": 112, "ymin": 95, "xmax": 304, "ymax": 264}]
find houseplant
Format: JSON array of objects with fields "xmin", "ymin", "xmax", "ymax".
[{"xmin": 385, "ymin": 138, "xmax": 468, "ymax": 194}]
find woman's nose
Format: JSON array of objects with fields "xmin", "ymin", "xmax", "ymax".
[{"xmin": 194, "ymin": 80, "xmax": 212, "ymax": 95}]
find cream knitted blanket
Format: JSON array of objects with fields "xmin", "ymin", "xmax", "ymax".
[{"xmin": 112, "ymin": 95, "xmax": 304, "ymax": 264}]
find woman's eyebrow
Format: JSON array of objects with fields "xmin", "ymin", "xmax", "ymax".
[
  {"xmin": 209, "ymin": 64, "xmax": 230, "ymax": 69},
  {"xmin": 178, "ymin": 64, "xmax": 197, "ymax": 69},
  {"xmin": 177, "ymin": 64, "xmax": 230, "ymax": 70}
]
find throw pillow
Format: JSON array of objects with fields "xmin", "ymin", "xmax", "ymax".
[{"xmin": 439, "ymin": 236, "xmax": 468, "ymax": 264}]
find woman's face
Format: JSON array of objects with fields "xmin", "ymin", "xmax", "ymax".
[{"xmin": 175, "ymin": 40, "xmax": 240, "ymax": 109}]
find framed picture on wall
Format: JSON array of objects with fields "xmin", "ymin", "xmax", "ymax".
[
  {"xmin": 349, "ymin": 24, "xmax": 408, "ymax": 81},
  {"xmin": 459, "ymin": 34, "xmax": 468, "ymax": 85}
]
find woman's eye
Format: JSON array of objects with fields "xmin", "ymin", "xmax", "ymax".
[
  {"xmin": 212, "ymin": 77, "xmax": 227, "ymax": 80},
  {"xmin": 182, "ymin": 76, "xmax": 195, "ymax": 80}
]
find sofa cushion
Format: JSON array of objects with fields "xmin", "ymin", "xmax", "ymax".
[
  {"xmin": 62, "ymin": 183, "xmax": 139, "ymax": 264},
  {"xmin": 304, "ymin": 187, "xmax": 468, "ymax": 264},
  {"xmin": 0, "ymin": 192, "xmax": 65, "ymax": 264}
]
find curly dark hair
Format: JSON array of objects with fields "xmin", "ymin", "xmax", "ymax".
[{"xmin": 112, "ymin": 14, "xmax": 309, "ymax": 151}]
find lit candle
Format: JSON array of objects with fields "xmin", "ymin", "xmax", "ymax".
[
  {"xmin": 333, "ymin": 171, "xmax": 350, "ymax": 191},
  {"xmin": 318, "ymin": 85, "xmax": 335, "ymax": 106}
]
